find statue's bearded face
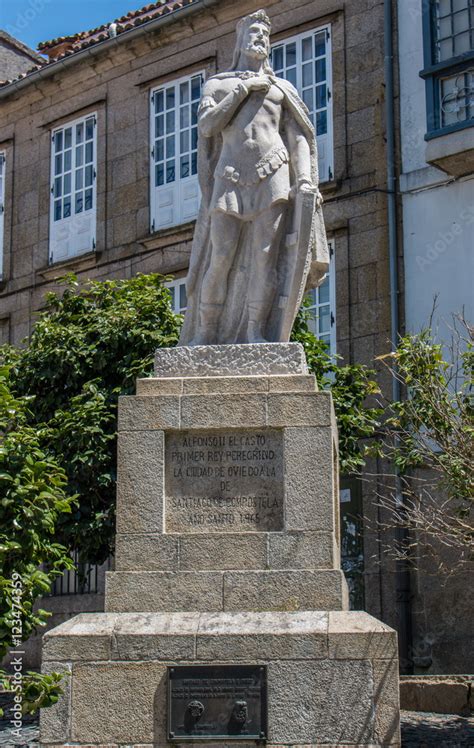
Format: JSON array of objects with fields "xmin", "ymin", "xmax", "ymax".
[{"xmin": 242, "ymin": 21, "xmax": 270, "ymax": 59}]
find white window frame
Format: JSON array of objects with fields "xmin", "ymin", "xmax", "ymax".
[
  {"xmin": 165, "ymin": 276, "xmax": 188, "ymax": 314},
  {"xmin": 149, "ymin": 71, "xmax": 205, "ymax": 233},
  {"xmin": 49, "ymin": 112, "xmax": 97, "ymax": 264},
  {"xmin": 0, "ymin": 152, "xmax": 5, "ymax": 280},
  {"xmin": 271, "ymin": 24, "xmax": 334, "ymax": 183},
  {"xmin": 305, "ymin": 239, "xmax": 336, "ymax": 354}
]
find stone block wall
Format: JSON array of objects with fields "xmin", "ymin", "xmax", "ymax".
[{"xmin": 40, "ymin": 611, "xmax": 401, "ymax": 747}]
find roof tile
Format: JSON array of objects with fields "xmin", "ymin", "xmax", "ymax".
[{"xmin": 0, "ymin": 0, "xmax": 196, "ymax": 89}]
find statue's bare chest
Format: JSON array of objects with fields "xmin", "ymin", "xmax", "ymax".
[{"xmin": 216, "ymin": 78, "xmax": 285, "ymax": 121}]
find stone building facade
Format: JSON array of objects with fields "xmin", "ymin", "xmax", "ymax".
[
  {"xmin": 0, "ymin": 0, "xmax": 471, "ymax": 673},
  {"xmin": 397, "ymin": 0, "xmax": 474, "ymax": 675},
  {"xmin": 0, "ymin": 30, "xmax": 43, "ymax": 84}
]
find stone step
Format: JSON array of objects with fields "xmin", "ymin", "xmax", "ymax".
[
  {"xmin": 41, "ymin": 610, "xmax": 399, "ymax": 747},
  {"xmin": 104, "ymin": 569, "xmax": 349, "ymax": 613}
]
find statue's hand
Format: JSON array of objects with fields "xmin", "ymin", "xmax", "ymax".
[
  {"xmin": 245, "ymin": 76, "xmax": 272, "ymax": 93},
  {"xmin": 297, "ymin": 180, "xmax": 324, "ymax": 207},
  {"xmin": 298, "ymin": 179, "xmax": 316, "ymax": 193}
]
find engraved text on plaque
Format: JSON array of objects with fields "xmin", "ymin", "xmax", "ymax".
[{"xmin": 165, "ymin": 429, "xmax": 284, "ymax": 533}]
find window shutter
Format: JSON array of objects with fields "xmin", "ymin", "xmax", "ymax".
[
  {"xmin": 0, "ymin": 153, "xmax": 4, "ymax": 278},
  {"xmin": 271, "ymin": 25, "xmax": 334, "ymax": 183},
  {"xmin": 150, "ymin": 73, "xmax": 203, "ymax": 232},
  {"xmin": 49, "ymin": 115, "xmax": 97, "ymax": 264},
  {"xmin": 165, "ymin": 277, "xmax": 188, "ymax": 313}
]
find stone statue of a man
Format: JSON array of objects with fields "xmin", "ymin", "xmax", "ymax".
[{"xmin": 179, "ymin": 9, "xmax": 329, "ymax": 346}]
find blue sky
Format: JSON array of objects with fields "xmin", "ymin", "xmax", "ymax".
[{"xmin": 0, "ymin": 0, "xmax": 141, "ymax": 52}]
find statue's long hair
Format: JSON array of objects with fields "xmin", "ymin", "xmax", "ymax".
[{"xmin": 230, "ymin": 10, "xmax": 274, "ymax": 74}]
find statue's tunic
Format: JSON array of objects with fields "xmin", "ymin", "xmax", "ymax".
[
  {"xmin": 202, "ymin": 77, "xmax": 292, "ymax": 220},
  {"xmin": 180, "ymin": 72, "xmax": 329, "ymax": 345}
]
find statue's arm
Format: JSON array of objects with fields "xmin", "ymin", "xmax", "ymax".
[
  {"xmin": 285, "ymin": 115, "xmax": 315, "ymax": 190},
  {"xmin": 198, "ymin": 80, "xmax": 250, "ymax": 138}
]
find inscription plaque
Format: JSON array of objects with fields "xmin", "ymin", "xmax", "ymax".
[
  {"xmin": 165, "ymin": 429, "xmax": 284, "ymax": 533},
  {"xmin": 168, "ymin": 665, "xmax": 267, "ymax": 741}
]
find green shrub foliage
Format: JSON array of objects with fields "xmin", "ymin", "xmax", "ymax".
[
  {"xmin": 291, "ymin": 305, "xmax": 382, "ymax": 474},
  {"xmin": 0, "ymin": 365, "xmax": 74, "ymax": 713},
  {"xmin": 5, "ymin": 274, "xmax": 180, "ymax": 564},
  {"xmin": 3, "ymin": 275, "xmax": 379, "ymax": 564}
]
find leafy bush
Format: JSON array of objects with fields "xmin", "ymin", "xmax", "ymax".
[
  {"xmin": 377, "ymin": 325, "xmax": 473, "ymax": 570},
  {"xmin": 3, "ymin": 276, "xmax": 380, "ymax": 563},
  {"xmin": 0, "ymin": 366, "xmax": 74, "ymax": 713},
  {"xmin": 5, "ymin": 274, "xmax": 180, "ymax": 564},
  {"xmin": 291, "ymin": 306, "xmax": 382, "ymax": 474}
]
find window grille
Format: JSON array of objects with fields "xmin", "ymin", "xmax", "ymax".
[
  {"xmin": 50, "ymin": 114, "xmax": 97, "ymax": 263},
  {"xmin": 422, "ymin": 1, "xmax": 474, "ymax": 136},
  {"xmin": 435, "ymin": 0, "xmax": 474, "ymax": 61},
  {"xmin": 49, "ymin": 552, "xmax": 112, "ymax": 596},
  {"xmin": 271, "ymin": 25, "xmax": 334, "ymax": 182},
  {"xmin": 150, "ymin": 72, "xmax": 203, "ymax": 231}
]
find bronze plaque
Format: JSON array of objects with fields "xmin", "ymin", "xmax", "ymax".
[
  {"xmin": 165, "ymin": 429, "xmax": 284, "ymax": 533},
  {"xmin": 168, "ymin": 665, "xmax": 267, "ymax": 742}
]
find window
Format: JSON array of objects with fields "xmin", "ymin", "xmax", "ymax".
[
  {"xmin": 0, "ymin": 153, "xmax": 4, "ymax": 279},
  {"xmin": 271, "ymin": 25, "xmax": 334, "ymax": 182},
  {"xmin": 422, "ymin": 1, "xmax": 474, "ymax": 137},
  {"xmin": 304, "ymin": 240, "xmax": 336, "ymax": 354},
  {"xmin": 150, "ymin": 72, "xmax": 203, "ymax": 232},
  {"xmin": 165, "ymin": 277, "xmax": 187, "ymax": 313},
  {"xmin": 50, "ymin": 113, "xmax": 97, "ymax": 263}
]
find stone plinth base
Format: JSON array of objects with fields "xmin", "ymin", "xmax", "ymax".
[
  {"xmin": 41, "ymin": 610, "xmax": 400, "ymax": 747},
  {"xmin": 154, "ymin": 342, "xmax": 309, "ymax": 378}
]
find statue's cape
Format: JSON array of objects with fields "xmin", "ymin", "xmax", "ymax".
[{"xmin": 179, "ymin": 74, "xmax": 329, "ymax": 345}]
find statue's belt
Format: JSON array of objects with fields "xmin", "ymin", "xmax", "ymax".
[{"xmin": 221, "ymin": 146, "xmax": 289, "ymax": 187}]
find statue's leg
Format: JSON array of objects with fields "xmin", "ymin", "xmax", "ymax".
[
  {"xmin": 246, "ymin": 203, "xmax": 286, "ymax": 344},
  {"xmin": 189, "ymin": 211, "xmax": 242, "ymax": 345}
]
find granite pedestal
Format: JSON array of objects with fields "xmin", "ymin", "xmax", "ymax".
[{"xmin": 41, "ymin": 343, "xmax": 400, "ymax": 747}]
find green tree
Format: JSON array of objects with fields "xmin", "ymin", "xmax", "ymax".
[
  {"xmin": 291, "ymin": 305, "xmax": 382, "ymax": 474},
  {"xmin": 0, "ymin": 365, "xmax": 75, "ymax": 714},
  {"xmin": 3, "ymin": 273, "xmax": 381, "ymax": 568},
  {"xmin": 377, "ymin": 324, "xmax": 473, "ymax": 571},
  {"xmin": 5, "ymin": 274, "xmax": 180, "ymax": 564}
]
